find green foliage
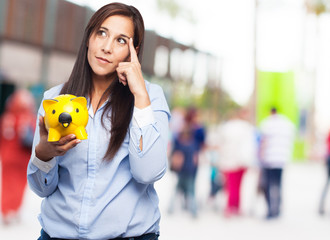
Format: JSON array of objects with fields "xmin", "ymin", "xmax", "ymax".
[
  {"xmin": 305, "ymin": 0, "xmax": 329, "ymax": 15},
  {"xmin": 156, "ymin": 0, "xmax": 181, "ymax": 19},
  {"xmin": 256, "ymin": 71, "xmax": 298, "ymax": 126},
  {"xmin": 156, "ymin": 0, "xmax": 196, "ymax": 23},
  {"xmin": 169, "ymin": 81, "xmax": 239, "ymax": 124}
]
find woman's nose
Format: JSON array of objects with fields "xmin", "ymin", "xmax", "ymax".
[{"xmin": 102, "ymin": 39, "xmax": 113, "ymax": 54}]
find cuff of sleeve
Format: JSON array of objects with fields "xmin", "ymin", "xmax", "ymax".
[
  {"xmin": 32, "ymin": 156, "xmax": 56, "ymax": 173},
  {"xmin": 133, "ymin": 105, "xmax": 155, "ymax": 128}
]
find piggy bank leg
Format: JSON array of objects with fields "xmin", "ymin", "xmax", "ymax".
[
  {"xmin": 48, "ymin": 128, "xmax": 61, "ymax": 142},
  {"xmin": 74, "ymin": 126, "xmax": 88, "ymax": 140}
]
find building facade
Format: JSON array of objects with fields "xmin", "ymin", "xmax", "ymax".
[{"xmin": 0, "ymin": 0, "xmax": 221, "ymax": 113}]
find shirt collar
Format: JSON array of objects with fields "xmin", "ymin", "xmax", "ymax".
[{"xmin": 87, "ymin": 97, "xmax": 110, "ymax": 118}]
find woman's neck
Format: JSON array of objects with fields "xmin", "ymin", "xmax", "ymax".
[{"xmin": 90, "ymin": 74, "xmax": 114, "ymax": 113}]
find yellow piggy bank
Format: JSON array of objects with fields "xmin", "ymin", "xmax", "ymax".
[{"xmin": 43, "ymin": 94, "xmax": 88, "ymax": 142}]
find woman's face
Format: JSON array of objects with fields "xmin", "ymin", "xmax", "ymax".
[{"xmin": 87, "ymin": 15, "xmax": 134, "ymax": 79}]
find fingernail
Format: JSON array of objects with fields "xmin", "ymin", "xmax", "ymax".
[{"xmin": 76, "ymin": 139, "xmax": 81, "ymax": 144}]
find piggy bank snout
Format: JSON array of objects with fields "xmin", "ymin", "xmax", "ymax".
[{"xmin": 59, "ymin": 112, "xmax": 72, "ymax": 128}]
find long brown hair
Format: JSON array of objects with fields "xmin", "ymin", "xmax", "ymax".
[{"xmin": 60, "ymin": 3, "xmax": 145, "ymax": 160}]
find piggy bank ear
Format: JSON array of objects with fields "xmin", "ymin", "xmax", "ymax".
[
  {"xmin": 43, "ymin": 99, "xmax": 58, "ymax": 111},
  {"xmin": 71, "ymin": 96, "xmax": 87, "ymax": 109}
]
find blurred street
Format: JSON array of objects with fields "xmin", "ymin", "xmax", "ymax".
[
  {"xmin": 1, "ymin": 160, "xmax": 329, "ymax": 240},
  {"xmin": 1, "ymin": 1, "xmax": 330, "ymax": 240}
]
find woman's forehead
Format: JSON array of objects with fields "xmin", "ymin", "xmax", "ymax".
[{"xmin": 100, "ymin": 15, "xmax": 134, "ymax": 37}]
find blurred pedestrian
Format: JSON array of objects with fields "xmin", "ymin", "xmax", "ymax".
[
  {"xmin": 259, "ymin": 107, "xmax": 295, "ymax": 219},
  {"xmin": 168, "ymin": 107, "xmax": 206, "ymax": 218},
  {"xmin": 27, "ymin": 3, "xmax": 170, "ymax": 239},
  {"xmin": 216, "ymin": 108, "xmax": 257, "ymax": 217},
  {"xmin": 185, "ymin": 106, "xmax": 206, "ymax": 152},
  {"xmin": 168, "ymin": 124, "xmax": 199, "ymax": 217},
  {"xmin": 318, "ymin": 129, "xmax": 330, "ymax": 215},
  {"xmin": 0, "ymin": 89, "xmax": 36, "ymax": 225}
]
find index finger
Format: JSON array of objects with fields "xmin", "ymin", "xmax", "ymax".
[{"xmin": 129, "ymin": 38, "xmax": 138, "ymax": 63}]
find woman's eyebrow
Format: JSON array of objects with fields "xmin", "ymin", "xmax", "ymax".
[
  {"xmin": 99, "ymin": 26, "xmax": 132, "ymax": 39},
  {"xmin": 119, "ymin": 34, "xmax": 131, "ymax": 40},
  {"xmin": 100, "ymin": 26, "xmax": 131, "ymax": 39},
  {"xmin": 100, "ymin": 26, "xmax": 108, "ymax": 32}
]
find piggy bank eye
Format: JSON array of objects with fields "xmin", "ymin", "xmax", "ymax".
[
  {"xmin": 52, "ymin": 110, "xmax": 56, "ymax": 114},
  {"xmin": 76, "ymin": 108, "xmax": 79, "ymax": 113}
]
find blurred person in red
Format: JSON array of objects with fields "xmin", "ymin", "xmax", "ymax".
[
  {"xmin": 318, "ymin": 129, "xmax": 330, "ymax": 215},
  {"xmin": 216, "ymin": 108, "xmax": 257, "ymax": 217},
  {"xmin": 0, "ymin": 89, "xmax": 36, "ymax": 224},
  {"xmin": 259, "ymin": 107, "xmax": 295, "ymax": 219}
]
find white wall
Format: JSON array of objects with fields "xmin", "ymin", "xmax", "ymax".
[
  {"xmin": 0, "ymin": 41, "xmax": 42, "ymax": 86},
  {"xmin": 47, "ymin": 52, "xmax": 76, "ymax": 87},
  {"xmin": 0, "ymin": 40, "xmax": 76, "ymax": 89}
]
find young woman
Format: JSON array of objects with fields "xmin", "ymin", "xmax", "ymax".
[{"xmin": 27, "ymin": 3, "xmax": 170, "ymax": 239}]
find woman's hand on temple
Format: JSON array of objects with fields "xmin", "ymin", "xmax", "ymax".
[{"xmin": 116, "ymin": 38, "xmax": 150, "ymax": 109}]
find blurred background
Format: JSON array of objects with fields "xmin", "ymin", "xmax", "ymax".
[{"xmin": 0, "ymin": 0, "xmax": 330, "ymax": 239}]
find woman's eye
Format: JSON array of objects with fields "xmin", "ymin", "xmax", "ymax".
[
  {"xmin": 97, "ymin": 30, "xmax": 107, "ymax": 38},
  {"xmin": 118, "ymin": 38, "xmax": 126, "ymax": 44}
]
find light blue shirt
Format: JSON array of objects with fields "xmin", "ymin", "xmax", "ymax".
[{"xmin": 27, "ymin": 81, "xmax": 170, "ymax": 239}]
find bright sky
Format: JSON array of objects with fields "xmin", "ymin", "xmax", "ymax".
[{"xmin": 68, "ymin": 0, "xmax": 330, "ymax": 132}]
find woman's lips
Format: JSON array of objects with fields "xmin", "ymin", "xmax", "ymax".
[{"xmin": 96, "ymin": 57, "xmax": 110, "ymax": 63}]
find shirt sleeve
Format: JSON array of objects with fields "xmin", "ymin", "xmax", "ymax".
[
  {"xmin": 132, "ymin": 106, "xmax": 155, "ymax": 128},
  {"xmin": 128, "ymin": 83, "xmax": 171, "ymax": 184},
  {"xmin": 27, "ymin": 88, "xmax": 60, "ymax": 198},
  {"xmin": 28, "ymin": 154, "xmax": 59, "ymax": 198},
  {"xmin": 32, "ymin": 156, "xmax": 56, "ymax": 173}
]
